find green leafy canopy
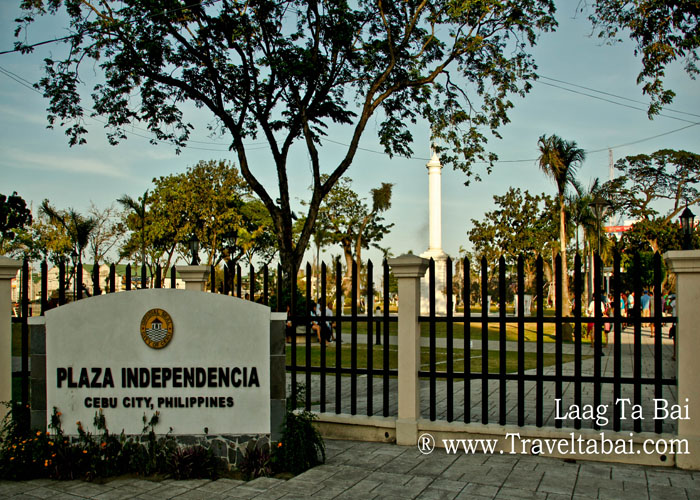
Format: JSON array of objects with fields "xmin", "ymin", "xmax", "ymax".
[{"xmin": 15, "ymin": 0, "xmax": 557, "ymax": 277}]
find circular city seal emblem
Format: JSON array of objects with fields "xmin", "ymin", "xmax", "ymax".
[{"xmin": 140, "ymin": 309, "xmax": 174, "ymax": 349}]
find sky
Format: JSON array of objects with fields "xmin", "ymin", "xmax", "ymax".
[{"xmin": 1, "ymin": 2, "xmax": 699, "ymax": 269}]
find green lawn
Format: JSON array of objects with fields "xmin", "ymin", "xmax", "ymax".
[
  {"xmin": 334, "ymin": 320, "xmax": 560, "ymax": 342},
  {"xmin": 287, "ymin": 344, "xmax": 585, "ymax": 374}
]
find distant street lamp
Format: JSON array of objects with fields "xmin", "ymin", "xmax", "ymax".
[
  {"xmin": 590, "ymin": 195, "xmax": 609, "ymax": 300},
  {"xmin": 680, "ymin": 206, "xmax": 695, "ymax": 250},
  {"xmin": 592, "ymin": 195, "xmax": 607, "ymax": 257},
  {"xmin": 188, "ymin": 236, "xmax": 200, "ymax": 265},
  {"xmin": 71, "ymin": 249, "xmax": 78, "ymax": 300}
]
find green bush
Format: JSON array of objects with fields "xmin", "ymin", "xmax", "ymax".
[
  {"xmin": 273, "ymin": 383, "xmax": 325, "ymax": 475},
  {"xmin": 239, "ymin": 440, "xmax": 272, "ymax": 480},
  {"xmin": 0, "ymin": 389, "xmax": 326, "ymax": 481},
  {"xmin": 0, "ymin": 404, "xmax": 220, "ymax": 481},
  {"xmin": 168, "ymin": 445, "xmax": 220, "ymax": 480}
]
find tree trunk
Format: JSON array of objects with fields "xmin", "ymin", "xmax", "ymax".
[
  {"xmin": 547, "ymin": 248, "xmax": 555, "ymax": 307},
  {"xmin": 559, "ymin": 197, "xmax": 571, "ymax": 317},
  {"xmin": 342, "ymin": 243, "xmax": 354, "ymax": 298},
  {"xmin": 277, "ymin": 245, "xmax": 304, "ymax": 314}
]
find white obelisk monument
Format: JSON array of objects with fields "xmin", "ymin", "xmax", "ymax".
[{"xmin": 420, "ymin": 149, "xmax": 449, "ymax": 315}]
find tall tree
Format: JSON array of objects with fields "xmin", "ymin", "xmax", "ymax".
[
  {"xmin": 117, "ymin": 191, "xmax": 149, "ymax": 271},
  {"xmin": 236, "ymin": 199, "xmax": 278, "ymax": 266},
  {"xmin": 87, "ymin": 202, "xmax": 125, "ymax": 266},
  {"xmin": 15, "ymin": 0, "xmax": 557, "ymax": 283},
  {"xmin": 39, "ymin": 201, "xmax": 97, "ymax": 266},
  {"xmin": 568, "ymin": 178, "xmax": 599, "ymax": 300},
  {"xmin": 315, "ymin": 177, "xmax": 393, "ymax": 292},
  {"xmin": 0, "ymin": 192, "xmax": 33, "ymax": 256},
  {"xmin": 119, "ymin": 160, "xmax": 274, "ymax": 277},
  {"xmin": 151, "ymin": 160, "xmax": 250, "ymax": 266},
  {"xmin": 588, "ymin": 1, "xmax": 700, "ymax": 116},
  {"xmin": 537, "ymin": 134, "xmax": 586, "ymax": 316},
  {"xmin": 468, "ymin": 187, "xmax": 557, "ymax": 293},
  {"xmin": 603, "ymin": 149, "xmax": 700, "ymax": 253}
]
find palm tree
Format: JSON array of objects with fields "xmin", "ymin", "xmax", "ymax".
[
  {"xmin": 568, "ymin": 178, "xmax": 602, "ymax": 302},
  {"xmin": 39, "ymin": 201, "xmax": 97, "ymax": 266},
  {"xmin": 40, "ymin": 201, "xmax": 97, "ymax": 296},
  {"xmin": 537, "ymin": 135, "xmax": 586, "ymax": 317},
  {"xmin": 117, "ymin": 191, "xmax": 149, "ymax": 272}
]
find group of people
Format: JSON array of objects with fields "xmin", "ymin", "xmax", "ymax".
[
  {"xmin": 285, "ymin": 301, "xmax": 337, "ymax": 345},
  {"xmin": 585, "ymin": 290, "xmax": 677, "ymax": 357}
]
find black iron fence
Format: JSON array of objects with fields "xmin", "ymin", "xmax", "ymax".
[
  {"xmin": 11, "ymin": 251, "xmax": 676, "ymax": 433},
  {"xmin": 287, "ymin": 260, "xmax": 397, "ymax": 416},
  {"xmin": 419, "ymin": 251, "xmax": 676, "ymax": 433}
]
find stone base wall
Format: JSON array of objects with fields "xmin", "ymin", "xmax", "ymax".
[{"xmin": 160, "ymin": 433, "xmax": 271, "ymax": 468}]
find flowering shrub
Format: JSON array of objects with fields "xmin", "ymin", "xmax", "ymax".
[
  {"xmin": 0, "ymin": 403, "xmax": 221, "ymax": 481},
  {"xmin": 0, "ymin": 386, "xmax": 326, "ymax": 481}
]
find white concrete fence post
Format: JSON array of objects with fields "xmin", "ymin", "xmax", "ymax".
[
  {"xmin": 177, "ymin": 265, "xmax": 211, "ymax": 292},
  {"xmin": 388, "ymin": 254, "xmax": 428, "ymax": 446},
  {"xmin": 0, "ymin": 257, "xmax": 22, "ymax": 419},
  {"xmin": 664, "ymin": 250, "xmax": 700, "ymax": 470}
]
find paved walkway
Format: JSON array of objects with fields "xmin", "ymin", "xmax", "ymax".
[{"xmin": 1, "ymin": 439, "xmax": 698, "ymax": 499}]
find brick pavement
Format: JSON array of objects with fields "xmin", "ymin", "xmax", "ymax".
[{"xmin": 1, "ymin": 439, "xmax": 698, "ymax": 499}]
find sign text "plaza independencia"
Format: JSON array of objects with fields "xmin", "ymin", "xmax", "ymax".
[{"xmin": 55, "ymin": 366, "xmax": 260, "ymax": 389}]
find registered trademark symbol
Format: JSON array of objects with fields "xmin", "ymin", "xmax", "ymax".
[{"xmin": 417, "ymin": 433, "xmax": 435, "ymax": 455}]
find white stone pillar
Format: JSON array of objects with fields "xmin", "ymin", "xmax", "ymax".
[
  {"xmin": 427, "ymin": 151, "xmax": 443, "ymax": 252},
  {"xmin": 177, "ymin": 265, "xmax": 211, "ymax": 292},
  {"xmin": 389, "ymin": 254, "xmax": 428, "ymax": 446},
  {"xmin": 0, "ymin": 257, "xmax": 22, "ymax": 419},
  {"xmin": 421, "ymin": 151, "xmax": 449, "ymax": 315},
  {"xmin": 664, "ymin": 250, "xmax": 700, "ymax": 470}
]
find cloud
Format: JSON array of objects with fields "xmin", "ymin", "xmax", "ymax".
[
  {"xmin": 2, "ymin": 148, "xmax": 130, "ymax": 179},
  {"xmin": 0, "ymin": 103, "xmax": 49, "ymax": 127}
]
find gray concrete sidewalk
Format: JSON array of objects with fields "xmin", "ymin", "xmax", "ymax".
[{"xmin": 1, "ymin": 439, "xmax": 698, "ymax": 499}]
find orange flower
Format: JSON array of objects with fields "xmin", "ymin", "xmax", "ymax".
[
  {"xmin": 56, "ymin": 411, "xmax": 62, "ymax": 416},
  {"xmin": 82, "ymin": 449, "xmax": 88, "ymax": 454},
  {"xmin": 277, "ymin": 442, "xmax": 283, "ymax": 448},
  {"xmin": 101, "ymin": 442, "xmax": 106, "ymax": 448},
  {"xmin": 9, "ymin": 457, "xmax": 14, "ymax": 461},
  {"xmin": 36, "ymin": 431, "xmax": 42, "ymax": 436}
]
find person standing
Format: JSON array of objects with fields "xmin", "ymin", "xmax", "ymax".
[
  {"xmin": 627, "ymin": 291, "xmax": 635, "ymax": 315},
  {"xmin": 620, "ymin": 292, "xmax": 627, "ymax": 329},
  {"xmin": 640, "ymin": 290, "xmax": 652, "ymax": 337},
  {"xmin": 649, "ymin": 290, "xmax": 655, "ymax": 337},
  {"xmin": 320, "ymin": 301, "xmax": 335, "ymax": 342},
  {"xmin": 285, "ymin": 304, "xmax": 293, "ymax": 343},
  {"xmin": 669, "ymin": 294, "xmax": 677, "ymax": 360}
]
